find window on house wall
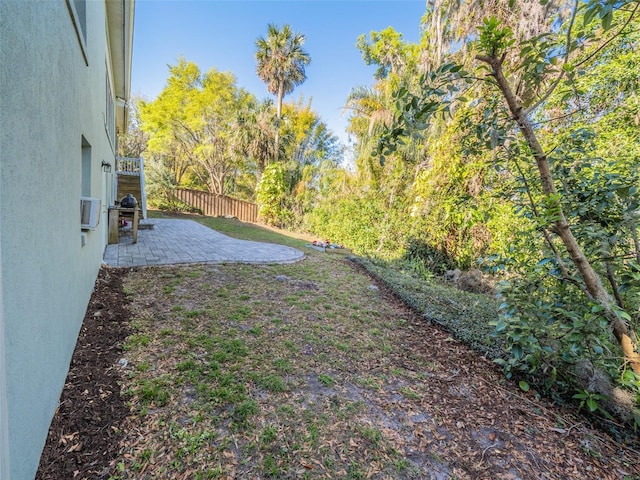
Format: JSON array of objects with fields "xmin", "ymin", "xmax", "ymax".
[
  {"xmin": 66, "ymin": 0, "xmax": 88, "ymax": 65},
  {"xmin": 80, "ymin": 137, "xmax": 101, "ymax": 234},
  {"xmin": 81, "ymin": 136, "xmax": 91, "ymax": 197},
  {"xmin": 105, "ymin": 69, "xmax": 115, "ymax": 148}
]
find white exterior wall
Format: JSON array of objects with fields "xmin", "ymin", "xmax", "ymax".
[{"xmin": 0, "ymin": 1, "xmax": 119, "ymax": 478}]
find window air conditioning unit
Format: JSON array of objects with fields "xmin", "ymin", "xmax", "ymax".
[{"xmin": 80, "ymin": 197, "xmax": 101, "ymax": 230}]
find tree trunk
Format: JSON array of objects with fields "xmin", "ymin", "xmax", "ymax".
[
  {"xmin": 275, "ymin": 82, "xmax": 284, "ymax": 162},
  {"xmin": 477, "ymin": 53, "xmax": 640, "ymax": 374}
]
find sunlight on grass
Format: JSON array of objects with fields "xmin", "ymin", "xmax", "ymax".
[
  {"xmin": 109, "ymin": 237, "xmax": 565, "ymax": 480},
  {"xmin": 117, "ymin": 253, "xmax": 428, "ymax": 477}
]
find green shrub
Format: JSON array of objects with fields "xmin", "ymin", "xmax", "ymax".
[{"xmin": 402, "ymin": 237, "xmax": 458, "ymax": 275}]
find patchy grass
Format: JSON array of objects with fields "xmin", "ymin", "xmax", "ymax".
[
  {"xmin": 112, "ymin": 246, "xmax": 637, "ymax": 479},
  {"xmin": 118, "ymin": 255, "xmax": 430, "ymax": 478},
  {"xmin": 38, "ymin": 212, "xmax": 640, "ymax": 479}
]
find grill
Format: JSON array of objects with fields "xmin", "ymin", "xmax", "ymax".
[{"xmin": 120, "ymin": 193, "xmax": 137, "ymax": 208}]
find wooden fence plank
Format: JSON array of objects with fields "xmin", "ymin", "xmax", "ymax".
[{"xmin": 175, "ymin": 189, "xmax": 258, "ymax": 223}]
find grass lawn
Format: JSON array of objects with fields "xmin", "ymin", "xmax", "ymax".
[{"xmin": 98, "ymin": 215, "xmax": 640, "ymax": 479}]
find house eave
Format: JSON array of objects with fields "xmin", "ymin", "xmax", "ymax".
[{"xmin": 106, "ymin": 0, "xmax": 135, "ymax": 136}]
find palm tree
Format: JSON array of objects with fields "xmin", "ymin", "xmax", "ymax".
[
  {"xmin": 343, "ymin": 86, "xmax": 393, "ymax": 137},
  {"xmin": 255, "ymin": 23, "xmax": 310, "ymax": 159},
  {"xmin": 237, "ymin": 99, "xmax": 279, "ymax": 178}
]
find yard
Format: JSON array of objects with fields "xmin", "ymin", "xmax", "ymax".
[{"xmin": 37, "ymin": 217, "xmax": 639, "ymax": 479}]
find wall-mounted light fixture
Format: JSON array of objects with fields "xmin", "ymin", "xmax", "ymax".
[{"xmin": 101, "ymin": 160, "xmax": 112, "ymax": 173}]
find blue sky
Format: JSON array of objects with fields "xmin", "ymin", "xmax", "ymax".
[{"xmin": 131, "ymin": 0, "xmax": 426, "ymax": 145}]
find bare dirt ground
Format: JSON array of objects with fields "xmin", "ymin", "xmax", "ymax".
[{"xmin": 37, "ymin": 257, "xmax": 639, "ymax": 480}]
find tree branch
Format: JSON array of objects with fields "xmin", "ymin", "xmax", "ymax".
[
  {"xmin": 529, "ymin": 109, "xmax": 583, "ymax": 126},
  {"xmin": 524, "ymin": 0, "xmax": 579, "ymax": 116},
  {"xmin": 511, "ymin": 154, "xmax": 587, "ymax": 295},
  {"xmin": 573, "ymin": 1, "xmax": 640, "ymax": 69}
]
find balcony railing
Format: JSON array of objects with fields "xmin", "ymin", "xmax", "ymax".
[{"xmin": 116, "ymin": 156, "xmax": 141, "ymax": 175}]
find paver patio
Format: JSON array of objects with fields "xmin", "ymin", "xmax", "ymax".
[{"xmin": 102, "ymin": 219, "xmax": 304, "ymax": 267}]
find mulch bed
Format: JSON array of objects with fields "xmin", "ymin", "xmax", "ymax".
[{"xmin": 36, "ymin": 267, "xmax": 132, "ymax": 480}]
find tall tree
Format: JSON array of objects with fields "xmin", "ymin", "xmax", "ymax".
[
  {"xmin": 473, "ymin": 8, "xmax": 640, "ymax": 374},
  {"xmin": 380, "ymin": 1, "xmax": 640, "ymax": 375},
  {"xmin": 118, "ymin": 95, "xmax": 149, "ymax": 158},
  {"xmin": 420, "ymin": 0, "xmax": 569, "ymax": 69},
  {"xmin": 255, "ymin": 23, "xmax": 311, "ymax": 159},
  {"xmin": 281, "ymin": 97, "xmax": 342, "ymax": 167},
  {"xmin": 139, "ymin": 59, "xmax": 201, "ymax": 195},
  {"xmin": 140, "ymin": 59, "xmax": 254, "ymax": 195},
  {"xmin": 356, "ymin": 26, "xmax": 419, "ymax": 80},
  {"xmin": 237, "ymin": 98, "xmax": 279, "ymax": 179}
]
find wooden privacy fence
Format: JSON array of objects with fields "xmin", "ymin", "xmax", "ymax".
[{"xmin": 175, "ymin": 188, "xmax": 258, "ymax": 223}]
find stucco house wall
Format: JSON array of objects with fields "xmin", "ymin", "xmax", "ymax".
[{"xmin": 0, "ymin": 1, "xmax": 133, "ymax": 478}]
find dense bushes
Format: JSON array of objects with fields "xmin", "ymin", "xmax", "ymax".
[
  {"xmin": 304, "ymin": 191, "xmax": 411, "ymax": 258},
  {"xmin": 402, "ymin": 238, "xmax": 458, "ymax": 275}
]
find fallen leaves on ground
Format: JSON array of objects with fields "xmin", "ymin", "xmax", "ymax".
[{"xmin": 38, "ymin": 255, "xmax": 639, "ymax": 480}]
